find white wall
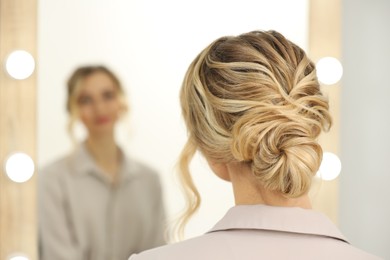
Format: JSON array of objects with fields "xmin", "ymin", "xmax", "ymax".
[
  {"xmin": 340, "ymin": 0, "xmax": 390, "ymax": 258},
  {"xmin": 37, "ymin": 0, "xmax": 309, "ymax": 239}
]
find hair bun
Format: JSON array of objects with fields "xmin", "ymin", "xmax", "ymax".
[{"xmin": 231, "ymin": 107, "xmax": 323, "ymax": 197}]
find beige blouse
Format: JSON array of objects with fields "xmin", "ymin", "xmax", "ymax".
[
  {"xmin": 129, "ymin": 204, "xmax": 381, "ymax": 260},
  {"xmin": 39, "ymin": 144, "xmax": 166, "ymax": 260}
]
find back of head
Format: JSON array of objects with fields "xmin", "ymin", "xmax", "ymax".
[{"xmin": 180, "ymin": 30, "xmax": 332, "ymax": 199}]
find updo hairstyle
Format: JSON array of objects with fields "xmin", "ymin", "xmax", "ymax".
[{"xmin": 176, "ymin": 30, "xmax": 332, "ymax": 237}]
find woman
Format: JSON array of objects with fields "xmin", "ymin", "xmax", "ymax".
[
  {"xmin": 129, "ymin": 31, "xmax": 380, "ymax": 259},
  {"xmin": 39, "ymin": 65, "xmax": 166, "ymax": 260}
]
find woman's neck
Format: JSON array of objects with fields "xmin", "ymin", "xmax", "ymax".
[
  {"xmin": 227, "ymin": 162, "xmax": 312, "ymax": 209},
  {"xmin": 85, "ymin": 133, "xmax": 120, "ymax": 179}
]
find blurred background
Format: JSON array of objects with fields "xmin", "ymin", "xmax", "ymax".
[{"xmin": 0, "ymin": 0, "xmax": 389, "ymax": 259}]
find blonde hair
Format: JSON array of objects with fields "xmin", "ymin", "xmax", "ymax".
[
  {"xmin": 66, "ymin": 65, "xmax": 128, "ymax": 143},
  {"xmin": 176, "ymin": 30, "xmax": 332, "ymax": 238}
]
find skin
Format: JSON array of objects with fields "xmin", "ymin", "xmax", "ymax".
[
  {"xmin": 76, "ymin": 71, "xmax": 125, "ymax": 180},
  {"xmin": 207, "ymin": 159, "xmax": 312, "ymax": 209}
]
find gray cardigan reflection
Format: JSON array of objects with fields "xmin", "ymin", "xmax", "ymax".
[{"xmin": 39, "ymin": 144, "xmax": 166, "ymax": 260}]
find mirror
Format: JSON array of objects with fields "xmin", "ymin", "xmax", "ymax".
[{"xmin": 37, "ymin": 0, "xmax": 310, "ymax": 240}]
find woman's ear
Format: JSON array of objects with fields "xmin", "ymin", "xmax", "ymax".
[{"xmin": 206, "ymin": 158, "xmax": 231, "ymax": 182}]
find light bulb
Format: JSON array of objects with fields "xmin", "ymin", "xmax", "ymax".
[
  {"xmin": 316, "ymin": 152, "xmax": 342, "ymax": 181},
  {"xmin": 4, "ymin": 152, "xmax": 35, "ymax": 183},
  {"xmin": 316, "ymin": 57, "xmax": 343, "ymax": 85},
  {"xmin": 8, "ymin": 254, "xmax": 30, "ymax": 260},
  {"xmin": 5, "ymin": 50, "xmax": 35, "ymax": 80}
]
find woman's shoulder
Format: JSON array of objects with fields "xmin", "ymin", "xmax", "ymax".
[
  {"xmin": 129, "ymin": 232, "xmax": 231, "ymax": 260},
  {"xmin": 38, "ymin": 153, "xmax": 74, "ymax": 179},
  {"xmin": 124, "ymin": 156, "xmax": 159, "ymax": 178},
  {"xmin": 128, "ymin": 239, "xmax": 198, "ymax": 260},
  {"xmin": 128, "ymin": 232, "xmax": 383, "ymax": 260}
]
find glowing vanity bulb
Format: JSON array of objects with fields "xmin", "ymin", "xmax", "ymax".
[
  {"xmin": 5, "ymin": 50, "xmax": 35, "ymax": 80},
  {"xmin": 5, "ymin": 152, "xmax": 35, "ymax": 183},
  {"xmin": 8, "ymin": 254, "xmax": 30, "ymax": 260},
  {"xmin": 316, "ymin": 57, "xmax": 343, "ymax": 85},
  {"xmin": 316, "ymin": 152, "xmax": 342, "ymax": 181}
]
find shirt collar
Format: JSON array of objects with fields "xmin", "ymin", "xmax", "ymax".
[
  {"xmin": 69, "ymin": 142, "xmax": 136, "ymax": 183},
  {"xmin": 207, "ymin": 204, "xmax": 349, "ymax": 243}
]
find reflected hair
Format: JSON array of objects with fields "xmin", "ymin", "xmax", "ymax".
[
  {"xmin": 176, "ymin": 30, "xmax": 332, "ymax": 238},
  {"xmin": 66, "ymin": 65, "xmax": 128, "ymax": 143}
]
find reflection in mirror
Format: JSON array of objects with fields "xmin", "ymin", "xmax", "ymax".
[
  {"xmin": 38, "ymin": 1, "xmax": 309, "ymax": 244},
  {"xmin": 38, "ymin": 65, "xmax": 166, "ymax": 259}
]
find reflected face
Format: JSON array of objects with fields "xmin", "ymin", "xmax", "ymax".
[{"xmin": 76, "ymin": 71, "xmax": 123, "ymax": 135}]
